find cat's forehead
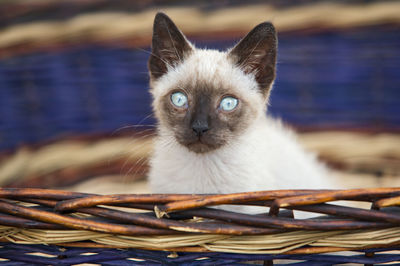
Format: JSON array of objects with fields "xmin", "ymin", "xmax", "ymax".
[{"xmin": 151, "ymin": 49, "xmax": 261, "ymax": 100}]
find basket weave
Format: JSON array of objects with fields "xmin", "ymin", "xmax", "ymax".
[
  {"xmin": 0, "ymin": 243, "xmax": 399, "ymax": 265},
  {"xmin": 1, "ymin": 188, "xmax": 400, "ymax": 264}
]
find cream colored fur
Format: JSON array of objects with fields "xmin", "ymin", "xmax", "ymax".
[{"xmin": 149, "ymin": 48, "xmax": 339, "ymax": 201}]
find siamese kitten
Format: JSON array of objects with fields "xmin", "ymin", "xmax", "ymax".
[{"xmin": 148, "ymin": 13, "xmax": 336, "ymax": 204}]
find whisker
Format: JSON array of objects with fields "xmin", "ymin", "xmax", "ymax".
[
  {"xmin": 118, "ymin": 131, "xmax": 156, "ymax": 172},
  {"xmin": 136, "ymin": 113, "xmax": 156, "ymax": 128},
  {"xmin": 124, "ymin": 156, "xmax": 150, "ymax": 183},
  {"xmin": 135, "ymin": 47, "xmax": 173, "ymax": 70},
  {"xmin": 111, "ymin": 124, "xmax": 155, "ymax": 136},
  {"xmin": 106, "ymin": 129, "xmax": 156, "ymax": 167},
  {"xmin": 112, "ymin": 115, "xmax": 156, "ymax": 136}
]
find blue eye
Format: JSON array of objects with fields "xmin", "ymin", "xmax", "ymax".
[
  {"xmin": 170, "ymin": 91, "xmax": 188, "ymax": 108},
  {"xmin": 219, "ymin": 96, "xmax": 238, "ymax": 111}
]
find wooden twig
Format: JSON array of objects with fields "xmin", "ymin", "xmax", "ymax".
[
  {"xmin": 55, "ymin": 194, "xmax": 203, "ymax": 212},
  {"xmin": 269, "ymin": 188, "xmax": 400, "ymax": 215},
  {"xmin": 155, "ymin": 190, "xmax": 329, "ymax": 215},
  {"xmin": 0, "ymin": 199, "xmax": 174, "ymax": 235}
]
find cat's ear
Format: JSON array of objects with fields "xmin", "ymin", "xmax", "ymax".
[
  {"xmin": 228, "ymin": 22, "xmax": 277, "ymax": 95},
  {"xmin": 148, "ymin": 12, "xmax": 193, "ymax": 80}
]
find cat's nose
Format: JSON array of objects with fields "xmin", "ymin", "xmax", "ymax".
[{"xmin": 192, "ymin": 120, "xmax": 209, "ymax": 136}]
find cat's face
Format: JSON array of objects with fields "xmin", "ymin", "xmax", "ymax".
[
  {"xmin": 148, "ymin": 13, "xmax": 277, "ymax": 153},
  {"xmin": 153, "ymin": 50, "xmax": 263, "ymax": 153}
]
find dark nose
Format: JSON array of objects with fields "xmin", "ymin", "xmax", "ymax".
[{"xmin": 192, "ymin": 120, "xmax": 209, "ymax": 136}]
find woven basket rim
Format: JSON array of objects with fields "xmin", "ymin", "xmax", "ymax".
[{"xmin": 1, "ymin": 187, "xmax": 400, "ymax": 254}]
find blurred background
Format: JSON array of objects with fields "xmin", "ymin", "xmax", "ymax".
[{"xmin": 0, "ymin": 0, "xmax": 399, "ymax": 192}]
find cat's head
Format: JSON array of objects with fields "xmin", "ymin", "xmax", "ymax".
[{"xmin": 148, "ymin": 12, "xmax": 277, "ymax": 153}]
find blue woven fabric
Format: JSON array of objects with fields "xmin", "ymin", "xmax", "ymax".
[
  {"xmin": 0, "ymin": 26, "xmax": 399, "ymax": 150},
  {"xmin": 0, "ymin": 243, "xmax": 400, "ymax": 265}
]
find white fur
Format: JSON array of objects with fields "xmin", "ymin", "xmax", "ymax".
[
  {"xmin": 150, "ymin": 116, "xmax": 336, "ymax": 194},
  {"xmin": 148, "ymin": 47, "xmax": 339, "ymax": 213}
]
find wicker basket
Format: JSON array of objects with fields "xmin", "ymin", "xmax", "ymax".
[
  {"xmin": 0, "ymin": 130, "xmax": 399, "ymax": 264},
  {"xmin": 0, "ymin": 187, "xmax": 400, "ymax": 264}
]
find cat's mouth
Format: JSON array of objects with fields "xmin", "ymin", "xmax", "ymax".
[{"xmin": 179, "ymin": 135, "xmax": 224, "ymax": 153}]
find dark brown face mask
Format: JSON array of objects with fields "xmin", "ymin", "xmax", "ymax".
[
  {"xmin": 158, "ymin": 74, "xmax": 263, "ymax": 153},
  {"xmin": 171, "ymin": 92, "xmax": 225, "ymax": 154}
]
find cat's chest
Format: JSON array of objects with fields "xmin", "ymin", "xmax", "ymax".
[{"xmin": 149, "ymin": 143, "xmax": 263, "ymax": 194}]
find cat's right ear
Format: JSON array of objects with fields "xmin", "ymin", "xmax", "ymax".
[
  {"xmin": 228, "ymin": 22, "xmax": 277, "ymax": 96},
  {"xmin": 148, "ymin": 12, "xmax": 193, "ymax": 81}
]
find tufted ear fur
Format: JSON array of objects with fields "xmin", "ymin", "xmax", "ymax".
[
  {"xmin": 148, "ymin": 12, "xmax": 193, "ymax": 81},
  {"xmin": 229, "ymin": 22, "xmax": 277, "ymax": 95}
]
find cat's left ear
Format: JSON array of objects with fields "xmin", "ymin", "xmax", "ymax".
[
  {"xmin": 228, "ymin": 22, "xmax": 277, "ymax": 96},
  {"xmin": 148, "ymin": 12, "xmax": 193, "ymax": 81}
]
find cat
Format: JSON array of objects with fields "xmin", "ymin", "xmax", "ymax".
[{"xmin": 147, "ymin": 12, "xmax": 337, "ymax": 208}]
